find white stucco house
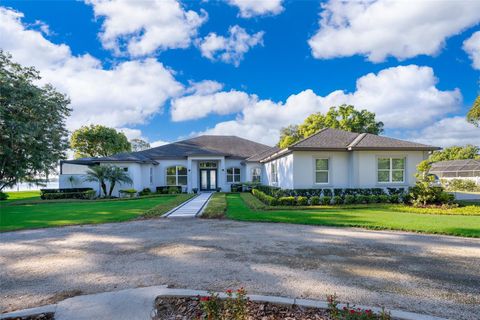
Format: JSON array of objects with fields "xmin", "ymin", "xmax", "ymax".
[{"xmin": 59, "ymin": 128, "xmax": 439, "ymax": 196}]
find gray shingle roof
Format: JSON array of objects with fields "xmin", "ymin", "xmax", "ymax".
[
  {"xmin": 64, "ymin": 135, "xmax": 272, "ymax": 165},
  {"xmin": 246, "ymin": 146, "xmax": 281, "ymax": 162},
  {"xmin": 288, "ymin": 128, "xmax": 439, "ymax": 151}
]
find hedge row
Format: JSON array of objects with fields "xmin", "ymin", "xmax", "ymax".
[
  {"xmin": 41, "ymin": 190, "xmax": 96, "ymax": 200},
  {"xmin": 254, "ymin": 185, "xmax": 406, "ymax": 199},
  {"xmin": 252, "ymin": 189, "xmax": 403, "ymax": 206}
]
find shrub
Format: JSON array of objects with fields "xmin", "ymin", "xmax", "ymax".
[
  {"xmin": 231, "ymin": 184, "xmax": 243, "ymax": 192},
  {"xmin": 296, "ymin": 196, "xmax": 308, "ymax": 206},
  {"xmin": 156, "ymin": 186, "xmax": 182, "ymax": 194},
  {"xmin": 0, "ymin": 191, "xmax": 9, "ymax": 201},
  {"xmin": 355, "ymin": 195, "xmax": 368, "ymax": 204},
  {"xmin": 255, "ymin": 185, "xmax": 281, "ymax": 197},
  {"xmin": 409, "ymin": 176, "xmax": 454, "ymax": 207},
  {"xmin": 167, "ymin": 186, "xmax": 180, "ymax": 194},
  {"xmin": 42, "ymin": 189, "xmax": 95, "ymax": 200},
  {"xmin": 333, "ymin": 188, "xmax": 344, "ymax": 197},
  {"xmin": 378, "ymin": 194, "xmax": 390, "ymax": 203},
  {"xmin": 119, "ymin": 189, "xmax": 137, "ymax": 198},
  {"xmin": 310, "ymin": 196, "xmax": 320, "ymax": 205},
  {"xmin": 278, "ymin": 196, "xmax": 295, "ymax": 206},
  {"xmin": 323, "ymin": 189, "xmax": 333, "ymax": 197},
  {"xmin": 40, "ymin": 188, "xmax": 93, "ymax": 199},
  {"xmin": 252, "ymin": 189, "xmax": 277, "ymax": 206},
  {"xmin": 443, "ymin": 179, "xmax": 479, "ymax": 192},
  {"xmin": 344, "ymin": 194, "xmax": 356, "ymax": 204},
  {"xmin": 368, "ymin": 195, "xmax": 379, "ymax": 203},
  {"xmin": 321, "ymin": 196, "xmax": 331, "ymax": 205},
  {"xmin": 389, "ymin": 194, "xmax": 400, "ymax": 203},
  {"xmin": 371, "ymin": 188, "xmax": 386, "ymax": 195},
  {"xmin": 138, "ymin": 188, "xmax": 151, "ymax": 196},
  {"xmin": 332, "ymin": 195, "xmax": 343, "ymax": 205}
]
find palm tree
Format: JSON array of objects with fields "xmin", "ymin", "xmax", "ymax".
[
  {"xmin": 107, "ymin": 166, "xmax": 133, "ymax": 197},
  {"xmin": 84, "ymin": 165, "xmax": 110, "ymax": 197}
]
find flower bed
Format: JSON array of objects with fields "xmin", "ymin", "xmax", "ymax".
[{"xmin": 153, "ymin": 289, "xmax": 391, "ymax": 320}]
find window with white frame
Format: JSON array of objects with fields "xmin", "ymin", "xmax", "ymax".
[
  {"xmin": 377, "ymin": 158, "xmax": 405, "ymax": 183},
  {"xmin": 166, "ymin": 165, "xmax": 187, "ymax": 186},
  {"xmin": 227, "ymin": 167, "xmax": 241, "ymax": 183},
  {"xmin": 251, "ymin": 167, "xmax": 261, "ymax": 183},
  {"xmin": 270, "ymin": 162, "xmax": 278, "ymax": 183},
  {"xmin": 315, "ymin": 158, "xmax": 329, "ymax": 184}
]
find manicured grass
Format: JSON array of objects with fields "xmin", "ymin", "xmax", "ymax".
[
  {"xmin": 226, "ymin": 193, "xmax": 480, "ymax": 237},
  {"xmin": 0, "ymin": 194, "xmax": 190, "ymax": 232},
  {"xmin": 3, "ymin": 190, "xmax": 41, "ymax": 203},
  {"xmin": 201, "ymin": 193, "xmax": 227, "ymax": 218}
]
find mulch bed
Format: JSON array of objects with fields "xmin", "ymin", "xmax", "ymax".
[
  {"xmin": 2, "ymin": 313, "xmax": 54, "ymax": 320},
  {"xmin": 153, "ymin": 297, "xmax": 332, "ymax": 320}
]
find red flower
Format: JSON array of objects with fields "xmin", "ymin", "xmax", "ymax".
[
  {"xmin": 350, "ymin": 310, "xmax": 356, "ymax": 314},
  {"xmin": 200, "ymin": 296, "xmax": 210, "ymax": 302},
  {"xmin": 343, "ymin": 307, "xmax": 347, "ymax": 311},
  {"xmin": 365, "ymin": 309, "xmax": 372, "ymax": 314},
  {"xmin": 226, "ymin": 289, "xmax": 233, "ymax": 294}
]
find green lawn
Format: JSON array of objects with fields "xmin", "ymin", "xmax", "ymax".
[
  {"xmin": 226, "ymin": 193, "xmax": 480, "ymax": 237},
  {"xmin": 0, "ymin": 194, "xmax": 191, "ymax": 232},
  {"xmin": 3, "ymin": 190, "xmax": 41, "ymax": 203},
  {"xmin": 201, "ymin": 193, "xmax": 227, "ymax": 219}
]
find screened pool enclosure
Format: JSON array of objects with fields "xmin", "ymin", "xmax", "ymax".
[{"xmin": 429, "ymin": 159, "xmax": 480, "ymax": 182}]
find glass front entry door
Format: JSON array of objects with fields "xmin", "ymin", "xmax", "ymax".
[{"xmin": 200, "ymin": 169, "xmax": 217, "ymax": 191}]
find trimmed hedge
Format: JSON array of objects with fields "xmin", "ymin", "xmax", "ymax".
[
  {"xmin": 252, "ymin": 189, "xmax": 278, "ymax": 206},
  {"xmin": 42, "ymin": 190, "xmax": 96, "ymax": 200},
  {"xmin": 156, "ymin": 186, "xmax": 182, "ymax": 194},
  {"xmin": 119, "ymin": 189, "xmax": 137, "ymax": 198}
]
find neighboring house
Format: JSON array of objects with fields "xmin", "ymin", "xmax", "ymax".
[
  {"xmin": 429, "ymin": 159, "xmax": 480, "ymax": 185},
  {"xmin": 60, "ymin": 128, "xmax": 439, "ymax": 196}
]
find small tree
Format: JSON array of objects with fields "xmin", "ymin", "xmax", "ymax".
[
  {"xmin": 467, "ymin": 95, "xmax": 480, "ymax": 127},
  {"xmin": 106, "ymin": 166, "xmax": 133, "ymax": 197},
  {"xmin": 70, "ymin": 125, "xmax": 131, "ymax": 158},
  {"xmin": 84, "ymin": 165, "xmax": 110, "ymax": 197}
]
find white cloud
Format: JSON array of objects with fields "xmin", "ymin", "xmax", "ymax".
[
  {"xmin": 117, "ymin": 128, "xmax": 143, "ymax": 140},
  {"xmin": 195, "ymin": 65, "xmax": 462, "ymax": 145},
  {"xmin": 171, "ymin": 89, "xmax": 257, "ymax": 122},
  {"xmin": 0, "ymin": 7, "xmax": 183, "ymax": 131},
  {"xmin": 198, "ymin": 25, "xmax": 264, "ymax": 66},
  {"xmin": 150, "ymin": 140, "xmax": 170, "ymax": 148},
  {"xmin": 463, "ymin": 31, "xmax": 480, "ymax": 70},
  {"xmin": 410, "ymin": 117, "xmax": 479, "ymax": 147},
  {"xmin": 226, "ymin": 0, "xmax": 284, "ymax": 18},
  {"xmin": 185, "ymin": 80, "xmax": 224, "ymax": 95},
  {"xmin": 85, "ymin": 0, "xmax": 207, "ymax": 56},
  {"xmin": 309, "ymin": 0, "xmax": 480, "ymax": 62}
]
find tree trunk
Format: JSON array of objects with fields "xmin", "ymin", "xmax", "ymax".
[
  {"xmin": 108, "ymin": 181, "xmax": 116, "ymax": 197},
  {"xmin": 100, "ymin": 181, "xmax": 107, "ymax": 197}
]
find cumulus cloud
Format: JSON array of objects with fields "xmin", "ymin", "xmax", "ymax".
[
  {"xmin": 0, "ymin": 6, "xmax": 183, "ymax": 131},
  {"xmin": 410, "ymin": 117, "xmax": 479, "ymax": 147},
  {"xmin": 198, "ymin": 25, "xmax": 264, "ymax": 66},
  {"xmin": 85, "ymin": 0, "xmax": 207, "ymax": 56},
  {"xmin": 185, "ymin": 80, "xmax": 224, "ymax": 95},
  {"xmin": 309, "ymin": 0, "xmax": 480, "ymax": 62},
  {"xmin": 463, "ymin": 31, "xmax": 480, "ymax": 70},
  {"xmin": 226, "ymin": 0, "xmax": 284, "ymax": 18},
  {"xmin": 194, "ymin": 65, "xmax": 462, "ymax": 145}
]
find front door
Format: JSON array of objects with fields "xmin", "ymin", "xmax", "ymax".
[{"xmin": 200, "ymin": 169, "xmax": 217, "ymax": 191}]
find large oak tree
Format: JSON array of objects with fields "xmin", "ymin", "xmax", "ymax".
[
  {"xmin": 70, "ymin": 125, "xmax": 131, "ymax": 158},
  {"xmin": 0, "ymin": 51, "xmax": 71, "ymax": 191}
]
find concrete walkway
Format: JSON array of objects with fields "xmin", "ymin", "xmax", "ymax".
[
  {"xmin": 164, "ymin": 192, "xmax": 212, "ymax": 218},
  {"xmin": 0, "ymin": 286, "xmax": 446, "ymax": 320}
]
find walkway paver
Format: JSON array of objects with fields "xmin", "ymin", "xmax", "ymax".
[{"xmin": 165, "ymin": 192, "xmax": 212, "ymax": 217}]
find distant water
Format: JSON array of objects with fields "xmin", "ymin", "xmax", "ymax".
[{"xmin": 4, "ymin": 181, "xmax": 59, "ymax": 192}]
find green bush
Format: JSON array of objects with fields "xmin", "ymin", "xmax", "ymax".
[
  {"xmin": 252, "ymin": 189, "xmax": 278, "ymax": 206},
  {"xmin": 332, "ymin": 195, "xmax": 343, "ymax": 205},
  {"xmin": 355, "ymin": 195, "xmax": 368, "ymax": 204},
  {"xmin": 389, "ymin": 194, "xmax": 400, "ymax": 203},
  {"xmin": 323, "ymin": 189, "xmax": 333, "ymax": 197},
  {"xmin": 278, "ymin": 196, "xmax": 295, "ymax": 206},
  {"xmin": 119, "ymin": 189, "xmax": 137, "ymax": 198},
  {"xmin": 296, "ymin": 196, "xmax": 308, "ymax": 206},
  {"xmin": 344, "ymin": 194, "xmax": 355, "ymax": 204},
  {"xmin": 167, "ymin": 186, "xmax": 180, "ymax": 194},
  {"xmin": 138, "ymin": 188, "xmax": 151, "ymax": 196},
  {"xmin": 42, "ymin": 190, "xmax": 96, "ymax": 200},
  {"xmin": 321, "ymin": 196, "xmax": 331, "ymax": 205},
  {"xmin": 443, "ymin": 179, "xmax": 479, "ymax": 192},
  {"xmin": 0, "ymin": 191, "xmax": 9, "ymax": 201},
  {"xmin": 231, "ymin": 184, "xmax": 243, "ymax": 192},
  {"xmin": 368, "ymin": 195, "xmax": 379, "ymax": 203},
  {"xmin": 409, "ymin": 176, "xmax": 455, "ymax": 207},
  {"xmin": 310, "ymin": 196, "xmax": 320, "ymax": 205},
  {"xmin": 378, "ymin": 194, "xmax": 389, "ymax": 203}
]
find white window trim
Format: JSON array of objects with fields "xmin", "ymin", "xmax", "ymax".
[
  {"xmin": 270, "ymin": 162, "xmax": 278, "ymax": 184},
  {"xmin": 251, "ymin": 167, "xmax": 261, "ymax": 183},
  {"xmin": 377, "ymin": 157, "xmax": 406, "ymax": 184},
  {"xmin": 226, "ymin": 167, "xmax": 241, "ymax": 183},
  {"xmin": 165, "ymin": 165, "xmax": 188, "ymax": 186},
  {"xmin": 314, "ymin": 158, "xmax": 330, "ymax": 184}
]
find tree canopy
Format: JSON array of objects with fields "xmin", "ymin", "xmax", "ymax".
[
  {"xmin": 429, "ymin": 145, "xmax": 480, "ymax": 162},
  {"xmin": 278, "ymin": 105, "xmax": 384, "ymax": 148},
  {"xmin": 467, "ymin": 95, "xmax": 480, "ymax": 127},
  {"xmin": 0, "ymin": 51, "xmax": 71, "ymax": 191},
  {"xmin": 130, "ymin": 138, "xmax": 151, "ymax": 152},
  {"xmin": 70, "ymin": 125, "xmax": 131, "ymax": 158}
]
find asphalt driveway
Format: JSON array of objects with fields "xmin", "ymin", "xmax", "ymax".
[{"xmin": 1, "ymin": 219, "xmax": 479, "ymax": 319}]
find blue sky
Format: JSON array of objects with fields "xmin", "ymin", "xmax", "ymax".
[{"xmin": 1, "ymin": 0, "xmax": 479, "ymax": 148}]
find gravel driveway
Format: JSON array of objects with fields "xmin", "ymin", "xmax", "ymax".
[{"xmin": 1, "ymin": 219, "xmax": 479, "ymax": 319}]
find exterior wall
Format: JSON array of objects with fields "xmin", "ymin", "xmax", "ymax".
[
  {"xmin": 157, "ymin": 159, "xmax": 189, "ymax": 192},
  {"xmin": 264, "ymin": 154, "xmax": 294, "ymax": 189},
  {"xmin": 224, "ymin": 159, "xmax": 246, "ymax": 191},
  {"xmin": 61, "ymin": 163, "xmax": 90, "ymax": 174},
  {"xmin": 292, "ymin": 151, "xmax": 349, "ymax": 189},
  {"xmin": 355, "ymin": 150, "xmax": 427, "ymax": 188},
  {"xmin": 245, "ymin": 162, "xmax": 264, "ymax": 183}
]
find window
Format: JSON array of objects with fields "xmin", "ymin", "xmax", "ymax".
[
  {"xmin": 166, "ymin": 165, "xmax": 188, "ymax": 186},
  {"xmin": 149, "ymin": 167, "xmax": 153, "ymax": 184},
  {"xmin": 315, "ymin": 159, "xmax": 329, "ymax": 184},
  {"xmin": 227, "ymin": 167, "xmax": 241, "ymax": 183},
  {"xmin": 199, "ymin": 161, "xmax": 217, "ymax": 169},
  {"xmin": 377, "ymin": 158, "xmax": 405, "ymax": 183},
  {"xmin": 271, "ymin": 162, "xmax": 278, "ymax": 183},
  {"xmin": 251, "ymin": 168, "xmax": 261, "ymax": 183}
]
